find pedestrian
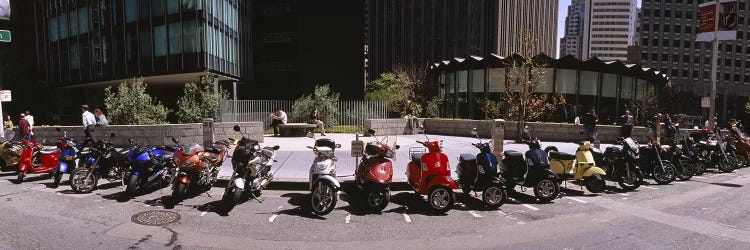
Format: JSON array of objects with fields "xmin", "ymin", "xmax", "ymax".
[
  {"xmin": 308, "ymin": 107, "xmax": 326, "ymax": 136},
  {"xmin": 24, "ymin": 111, "xmax": 34, "ymax": 138},
  {"xmin": 4, "ymin": 115, "xmax": 13, "ymax": 130},
  {"xmin": 404, "ymin": 100, "xmax": 421, "ymax": 134},
  {"xmin": 94, "ymin": 108, "xmax": 109, "ymax": 126},
  {"xmin": 665, "ymin": 114, "xmax": 678, "ymax": 140},
  {"xmin": 705, "ymin": 116, "xmax": 717, "ymax": 129},
  {"xmin": 18, "ymin": 113, "xmax": 31, "ymax": 141},
  {"xmin": 269, "ymin": 108, "xmax": 287, "ymax": 136},
  {"xmin": 81, "ymin": 105, "xmax": 96, "ymax": 139},
  {"xmin": 582, "ymin": 109, "xmax": 598, "ymax": 142},
  {"xmin": 620, "ymin": 109, "xmax": 634, "ymax": 138}
]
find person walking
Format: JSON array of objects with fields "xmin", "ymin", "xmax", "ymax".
[
  {"xmin": 270, "ymin": 108, "xmax": 287, "ymax": 136},
  {"xmin": 620, "ymin": 109, "xmax": 634, "ymax": 138},
  {"xmin": 24, "ymin": 111, "xmax": 34, "ymax": 138},
  {"xmin": 582, "ymin": 109, "xmax": 598, "ymax": 142},
  {"xmin": 94, "ymin": 108, "xmax": 109, "ymax": 126},
  {"xmin": 665, "ymin": 114, "xmax": 678, "ymax": 141},
  {"xmin": 81, "ymin": 105, "xmax": 96, "ymax": 139},
  {"xmin": 308, "ymin": 108, "xmax": 326, "ymax": 136},
  {"xmin": 18, "ymin": 114, "xmax": 31, "ymax": 141}
]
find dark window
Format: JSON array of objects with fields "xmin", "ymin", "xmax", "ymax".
[
  {"xmin": 664, "ymin": 25, "xmax": 671, "ymax": 32},
  {"xmin": 154, "ymin": 25, "xmax": 167, "ymax": 56},
  {"xmin": 671, "ymin": 69, "xmax": 679, "ymax": 76},
  {"xmin": 725, "ymin": 59, "xmax": 731, "ymax": 66},
  {"xmin": 683, "ymin": 55, "xmax": 690, "ymax": 63},
  {"xmin": 673, "ymin": 40, "xmax": 681, "ymax": 47},
  {"xmin": 682, "ymin": 70, "xmax": 689, "ymax": 78},
  {"xmin": 644, "ymin": 24, "xmax": 650, "ymax": 31},
  {"xmin": 652, "ymin": 39, "xmax": 659, "ymax": 46},
  {"xmin": 676, "ymin": 10, "xmax": 682, "ymax": 18},
  {"xmin": 125, "ymin": 0, "xmax": 137, "ymax": 23},
  {"xmin": 654, "ymin": 24, "xmax": 660, "ymax": 31},
  {"xmin": 152, "ymin": 0, "xmax": 166, "ymax": 16},
  {"xmin": 168, "ymin": 0, "xmax": 180, "ymax": 15},
  {"xmin": 746, "ymin": 75, "xmax": 750, "ymax": 82},
  {"xmin": 642, "ymin": 38, "xmax": 649, "ymax": 45},
  {"xmin": 662, "ymin": 53, "xmax": 669, "ymax": 61},
  {"xmin": 652, "ymin": 53, "xmax": 659, "ymax": 60},
  {"xmin": 725, "ymin": 73, "xmax": 730, "ymax": 81},
  {"xmin": 735, "ymin": 74, "xmax": 741, "ymax": 82},
  {"xmin": 139, "ymin": 28, "xmax": 152, "ymax": 59},
  {"xmin": 169, "ymin": 22, "xmax": 182, "ymax": 55},
  {"xmin": 737, "ymin": 45, "xmax": 743, "ymax": 53},
  {"xmin": 693, "ymin": 71, "xmax": 698, "ymax": 78},
  {"xmin": 663, "ymin": 39, "xmax": 669, "ymax": 47},
  {"xmin": 665, "ymin": 10, "xmax": 672, "ymax": 17},
  {"xmin": 737, "ymin": 59, "xmax": 742, "ymax": 67}
]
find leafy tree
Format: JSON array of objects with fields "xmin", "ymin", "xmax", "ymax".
[
  {"xmin": 104, "ymin": 78, "xmax": 171, "ymax": 125},
  {"xmin": 292, "ymin": 84, "xmax": 340, "ymax": 126},
  {"xmin": 176, "ymin": 72, "xmax": 230, "ymax": 123},
  {"xmin": 366, "ymin": 64, "xmax": 430, "ymax": 118}
]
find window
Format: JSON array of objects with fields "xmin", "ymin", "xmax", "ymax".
[
  {"xmin": 457, "ymin": 71, "xmax": 468, "ymax": 93},
  {"xmin": 69, "ymin": 11, "xmax": 78, "ymax": 36},
  {"xmin": 60, "ymin": 12, "xmax": 68, "ymax": 38},
  {"xmin": 49, "ymin": 16, "xmax": 59, "ymax": 41},
  {"xmin": 621, "ymin": 77, "xmax": 634, "ymax": 99},
  {"xmin": 488, "ymin": 68, "xmax": 505, "ymax": 92},
  {"xmin": 154, "ymin": 25, "xmax": 167, "ymax": 56},
  {"xmin": 183, "ymin": 21, "xmax": 199, "ymax": 53},
  {"xmin": 673, "ymin": 40, "xmax": 680, "ymax": 47},
  {"xmin": 602, "ymin": 74, "xmax": 618, "ymax": 98},
  {"xmin": 182, "ymin": 0, "xmax": 198, "ymax": 10},
  {"xmin": 152, "ymin": 0, "xmax": 166, "ymax": 16},
  {"xmin": 683, "ymin": 55, "xmax": 690, "ymax": 63},
  {"xmin": 78, "ymin": 8, "xmax": 88, "ymax": 34},
  {"xmin": 470, "ymin": 70, "xmax": 484, "ymax": 94},
  {"xmin": 168, "ymin": 0, "xmax": 180, "ymax": 15},
  {"xmin": 125, "ymin": 0, "xmax": 137, "ymax": 23},
  {"xmin": 139, "ymin": 28, "xmax": 152, "ymax": 59},
  {"xmin": 169, "ymin": 22, "xmax": 182, "ymax": 55},
  {"xmin": 555, "ymin": 69, "xmax": 576, "ymax": 94},
  {"xmin": 70, "ymin": 40, "xmax": 80, "ymax": 69}
]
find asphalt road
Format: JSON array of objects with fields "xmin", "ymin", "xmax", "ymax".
[{"xmin": 1, "ymin": 164, "xmax": 750, "ymax": 249}]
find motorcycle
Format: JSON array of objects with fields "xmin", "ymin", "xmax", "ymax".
[
  {"xmin": 406, "ymin": 129, "xmax": 457, "ymax": 213},
  {"xmin": 221, "ymin": 125, "xmax": 279, "ymax": 213},
  {"xmin": 307, "ymin": 133, "xmax": 341, "ymax": 215},
  {"xmin": 455, "ymin": 128, "xmax": 507, "ymax": 209},
  {"xmin": 727, "ymin": 128, "xmax": 750, "ymax": 168},
  {"xmin": 680, "ymin": 136, "xmax": 708, "ymax": 175},
  {"xmin": 52, "ymin": 129, "xmax": 83, "ymax": 187},
  {"xmin": 638, "ymin": 138, "xmax": 677, "ymax": 184},
  {"xmin": 660, "ymin": 139, "xmax": 693, "ymax": 181},
  {"xmin": 354, "ymin": 129, "xmax": 398, "ymax": 213},
  {"xmin": 500, "ymin": 138, "xmax": 561, "ymax": 202},
  {"xmin": 70, "ymin": 133, "xmax": 132, "ymax": 193},
  {"xmin": 170, "ymin": 138, "xmax": 229, "ymax": 204},
  {"xmin": 0, "ymin": 131, "xmax": 22, "ymax": 172},
  {"xmin": 591, "ymin": 137, "xmax": 643, "ymax": 191},
  {"xmin": 16, "ymin": 138, "xmax": 61, "ymax": 183},
  {"xmin": 544, "ymin": 141, "xmax": 607, "ymax": 193},
  {"xmin": 122, "ymin": 139, "xmax": 177, "ymax": 199},
  {"xmin": 693, "ymin": 129, "xmax": 736, "ymax": 173}
]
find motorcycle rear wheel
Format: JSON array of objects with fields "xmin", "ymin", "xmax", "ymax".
[
  {"xmin": 534, "ymin": 180, "xmax": 559, "ymax": 203},
  {"xmin": 693, "ymin": 161, "xmax": 707, "ymax": 175},
  {"xmin": 71, "ymin": 168, "xmax": 98, "ymax": 193},
  {"xmin": 719, "ymin": 155, "xmax": 736, "ymax": 173},
  {"xmin": 311, "ymin": 181, "xmax": 337, "ymax": 216},
  {"xmin": 653, "ymin": 162, "xmax": 676, "ymax": 185},
  {"xmin": 618, "ymin": 168, "xmax": 642, "ymax": 191},
  {"xmin": 366, "ymin": 190, "xmax": 390, "ymax": 213},
  {"xmin": 221, "ymin": 187, "xmax": 243, "ymax": 214},
  {"xmin": 482, "ymin": 185, "xmax": 507, "ymax": 210}
]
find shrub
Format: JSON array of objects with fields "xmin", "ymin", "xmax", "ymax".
[
  {"xmin": 292, "ymin": 84, "xmax": 340, "ymax": 126},
  {"xmin": 104, "ymin": 78, "xmax": 170, "ymax": 125},
  {"xmin": 176, "ymin": 72, "xmax": 230, "ymax": 123}
]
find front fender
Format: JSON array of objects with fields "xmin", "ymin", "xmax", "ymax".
[
  {"xmin": 543, "ymin": 169, "xmax": 563, "ymax": 184},
  {"xmin": 177, "ymin": 174, "xmax": 191, "ymax": 185},
  {"xmin": 58, "ymin": 162, "xmax": 70, "ymax": 173},
  {"xmin": 313, "ymin": 175, "xmax": 341, "ymax": 189},
  {"xmin": 584, "ymin": 167, "xmax": 607, "ymax": 177},
  {"xmin": 426, "ymin": 175, "xmax": 458, "ymax": 190},
  {"xmin": 18, "ymin": 163, "xmax": 28, "ymax": 173}
]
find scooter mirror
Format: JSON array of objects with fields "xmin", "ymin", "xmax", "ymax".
[
  {"xmin": 273, "ymin": 145, "xmax": 280, "ymax": 150},
  {"xmin": 395, "ymin": 145, "xmax": 400, "ymax": 150},
  {"xmin": 171, "ymin": 137, "xmax": 180, "ymax": 144},
  {"xmin": 233, "ymin": 125, "xmax": 241, "ymax": 132},
  {"xmin": 336, "ymin": 144, "xmax": 342, "ymax": 148},
  {"xmin": 306, "ymin": 132, "xmax": 314, "ymax": 138},
  {"xmin": 470, "ymin": 128, "xmax": 478, "ymax": 136},
  {"xmin": 368, "ymin": 129, "xmax": 376, "ymax": 135}
]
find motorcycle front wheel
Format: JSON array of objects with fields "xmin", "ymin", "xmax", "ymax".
[
  {"xmin": 70, "ymin": 168, "xmax": 98, "ymax": 193},
  {"xmin": 693, "ymin": 161, "xmax": 707, "ymax": 175},
  {"xmin": 719, "ymin": 155, "xmax": 737, "ymax": 173},
  {"xmin": 618, "ymin": 167, "xmax": 643, "ymax": 191},
  {"xmin": 172, "ymin": 182, "xmax": 188, "ymax": 203},
  {"xmin": 482, "ymin": 185, "xmax": 507, "ymax": 210},
  {"xmin": 428, "ymin": 186, "xmax": 453, "ymax": 214},
  {"xmin": 221, "ymin": 186, "xmax": 243, "ymax": 214},
  {"xmin": 585, "ymin": 174, "xmax": 606, "ymax": 193},
  {"xmin": 676, "ymin": 160, "xmax": 693, "ymax": 181},
  {"xmin": 311, "ymin": 181, "xmax": 337, "ymax": 215},
  {"xmin": 653, "ymin": 162, "xmax": 676, "ymax": 185},
  {"xmin": 124, "ymin": 174, "xmax": 140, "ymax": 198}
]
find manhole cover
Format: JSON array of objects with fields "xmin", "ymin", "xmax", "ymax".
[{"xmin": 131, "ymin": 210, "xmax": 180, "ymax": 226}]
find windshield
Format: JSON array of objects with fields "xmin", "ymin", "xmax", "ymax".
[{"xmin": 186, "ymin": 143, "xmax": 203, "ymax": 155}]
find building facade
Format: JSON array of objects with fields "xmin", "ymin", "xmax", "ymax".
[
  {"xmin": 561, "ymin": 0, "xmax": 637, "ymax": 61},
  {"xmin": 638, "ymin": 0, "xmax": 750, "ymax": 121},
  {"xmin": 497, "ymin": 0, "xmax": 558, "ymax": 57}
]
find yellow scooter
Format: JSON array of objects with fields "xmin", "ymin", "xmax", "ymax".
[{"xmin": 545, "ymin": 141, "xmax": 606, "ymax": 193}]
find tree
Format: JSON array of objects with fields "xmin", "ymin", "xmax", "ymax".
[
  {"xmin": 366, "ymin": 64, "xmax": 430, "ymax": 118},
  {"xmin": 104, "ymin": 78, "xmax": 171, "ymax": 125},
  {"xmin": 176, "ymin": 72, "xmax": 230, "ymax": 123},
  {"xmin": 292, "ymin": 84, "xmax": 340, "ymax": 126}
]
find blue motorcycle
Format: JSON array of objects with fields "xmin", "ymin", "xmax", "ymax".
[
  {"xmin": 70, "ymin": 134, "xmax": 133, "ymax": 193},
  {"xmin": 122, "ymin": 139, "xmax": 177, "ymax": 199},
  {"xmin": 53, "ymin": 129, "xmax": 84, "ymax": 187}
]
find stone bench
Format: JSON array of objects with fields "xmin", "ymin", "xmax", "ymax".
[{"xmin": 278, "ymin": 123, "xmax": 317, "ymax": 137}]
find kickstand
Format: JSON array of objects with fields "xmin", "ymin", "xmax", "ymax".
[
  {"xmin": 205, "ymin": 190, "xmax": 213, "ymax": 198},
  {"xmin": 250, "ymin": 193, "xmax": 265, "ymax": 203}
]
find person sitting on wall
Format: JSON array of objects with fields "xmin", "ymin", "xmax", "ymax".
[
  {"xmin": 270, "ymin": 108, "xmax": 287, "ymax": 136},
  {"xmin": 404, "ymin": 100, "xmax": 421, "ymax": 134},
  {"xmin": 308, "ymin": 107, "xmax": 326, "ymax": 136},
  {"xmin": 94, "ymin": 108, "xmax": 109, "ymax": 126}
]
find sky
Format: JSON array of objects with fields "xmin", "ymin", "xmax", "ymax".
[{"xmin": 557, "ymin": 0, "xmax": 642, "ymax": 57}]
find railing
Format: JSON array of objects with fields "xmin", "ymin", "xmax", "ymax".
[{"xmin": 220, "ymin": 100, "xmax": 388, "ymax": 130}]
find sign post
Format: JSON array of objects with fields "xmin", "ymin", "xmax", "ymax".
[{"xmin": 697, "ymin": 0, "xmax": 737, "ymax": 129}]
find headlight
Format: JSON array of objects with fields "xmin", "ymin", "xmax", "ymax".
[
  {"xmin": 315, "ymin": 161, "xmax": 328, "ymax": 171},
  {"xmin": 253, "ymin": 145, "xmax": 260, "ymax": 151}
]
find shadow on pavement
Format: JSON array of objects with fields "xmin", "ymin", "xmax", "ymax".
[
  {"xmin": 279, "ymin": 193, "xmax": 326, "ymax": 220},
  {"xmin": 386, "ymin": 192, "xmax": 448, "ymax": 216}
]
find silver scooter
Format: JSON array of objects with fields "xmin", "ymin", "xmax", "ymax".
[{"xmin": 306, "ymin": 132, "xmax": 341, "ymax": 215}]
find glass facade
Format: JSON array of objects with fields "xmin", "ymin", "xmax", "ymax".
[{"xmin": 36, "ymin": 0, "xmax": 251, "ymax": 87}]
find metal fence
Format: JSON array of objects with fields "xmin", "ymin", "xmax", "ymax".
[{"xmin": 220, "ymin": 100, "xmax": 388, "ymax": 129}]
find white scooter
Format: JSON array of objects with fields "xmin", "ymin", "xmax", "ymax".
[{"xmin": 306, "ymin": 132, "xmax": 341, "ymax": 215}]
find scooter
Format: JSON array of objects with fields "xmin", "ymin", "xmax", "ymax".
[
  {"xmin": 307, "ymin": 132, "xmax": 342, "ymax": 215},
  {"xmin": 53, "ymin": 128, "xmax": 83, "ymax": 187},
  {"xmin": 456, "ymin": 128, "xmax": 507, "ymax": 209},
  {"xmin": 221, "ymin": 125, "xmax": 279, "ymax": 214},
  {"xmin": 16, "ymin": 138, "xmax": 61, "ymax": 183},
  {"xmin": 122, "ymin": 139, "xmax": 177, "ymax": 199},
  {"xmin": 70, "ymin": 133, "xmax": 133, "ymax": 193},
  {"xmin": 638, "ymin": 138, "xmax": 677, "ymax": 184},
  {"xmin": 354, "ymin": 129, "xmax": 398, "ymax": 213},
  {"xmin": 545, "ymin": 141, "xmax": 607, "ymax": 193},
  {"xmin": 0, "ymin": 131, "xmax": 22, "ymax": 172},
  {"xmin": 406, "ymin": 129, "xmax": 457, "ymax": 213},
  {"xmin": 500, "ymin": 138, "xmax": 561, "ymax": 202},
  {"xmin": 591, "ymin": 137, "xmax": 643, "ymax": 191},
  {"xmin": 170, "ymin": 138, "xmax": 229, "ymax": 204}
]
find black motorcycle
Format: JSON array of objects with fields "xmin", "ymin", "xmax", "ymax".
[
  {"xmin": 660, "ymin": 139, "xmax": 693, "ymax": 181},
  {"xmin": 591, "ymin": 137, "xmax": 643, "ymax": 191},
  {"xmin": 693, "ymin": 129, "xmax": 736, "ymax": 173},
  {"xmin": 680, "ymin": 137, "xmax": 707, "ymax": 175},
  {"xmin": 221, "ymin": 125, "xmax": 279, "ymax": 214},
  {"xmin": 69, "ymin": 133, "xmax": 133, "ymax": 193},
  {"xmin": 638, "ymin": 138, "xmax": 677, "ymax": 185},
  {"xmin": 500, "ymin": 138, "xmax": 562, "ymax": 203}
]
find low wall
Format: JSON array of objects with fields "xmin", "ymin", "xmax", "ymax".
[
  {"xmin": 24, "ymin": 122, "xmax": 264, "ymax": 146},
  {"xmin": 365, "ymin": 118, "xmax": 698, "ymax": 143}
]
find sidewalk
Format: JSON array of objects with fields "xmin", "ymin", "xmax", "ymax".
[{"xmin": 217, "ymin": 133, "xmax": 616, "ymax": 184}]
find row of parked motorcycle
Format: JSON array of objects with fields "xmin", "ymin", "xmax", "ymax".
[{"xmin": 0, "ymin": 124, "xmax": 747, "ymax": 216}]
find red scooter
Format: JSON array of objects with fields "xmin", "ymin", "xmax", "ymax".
[
  {"xmin": 354, "ymin": 129, "xmax": 399, "ymax": 213},
  {"xmin": 406, "ymin": 131, "xmax": 457, "ymax": 213},
  {"xmin": 16, "ymin": 139, "xmax": 61, "ymax": 183}
]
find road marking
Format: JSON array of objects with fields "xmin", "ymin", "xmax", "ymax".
[
  {"xmin": 268, "ymin": 206, "xmax": 283, "ymax": 223},
  {"xmin": 620, "ymin": 193, "xmax": 629, "ymax": 196},
  {"xmin": 497, "ymin": 210, "xmax": 507, "ymax": 216},
  {"xmin": 693, "ymin": 176, "xmax": 707, "ymax": 179},
  {"xmin": 468, "ymin": 211, "xmax": 483, "ymax": 218},
  {"xmin": 622, "ymin": 197, "xmax": 628, "ymax": 200},
  {"xmin": 674, "ymin": 181, "xmax": 685, "ymax": 184},
  {"xmin": 642, "ymin": 186, "xmax": 659, "ymax": 190},
  {"xmin": 345, "ymin": 213, "xmax": 351, "ymax": 224},
  {"xmin": 200, "ymin": 212, "xmax": 207, "ymax": 216},
  {"xmin": 566, "ymin": 197, "xmax": 588, "ymax": 204},
  {"xmin": 521, "ymin": 204, "xmax": 540, "ymax": 211},
  {"xmin": 402, "ymin": 213, "xmax": 412, "ymax": 223}
]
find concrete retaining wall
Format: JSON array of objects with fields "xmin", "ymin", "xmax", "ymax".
[{"xmin": 24, "ymin": 122, "xmax": 264, "ymax": 146}]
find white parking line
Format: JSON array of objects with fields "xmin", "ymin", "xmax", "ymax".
[
  {"xmin": 693, "ymin": 176, "xmax": 707, "ymax": 179},
  {"xmin": 468, "ymin": 211, "xmax": 483, "ymax": 218},
  {"xmin": 268, "ymin": 206, "xmax": 283, "ymax": 223},
  {"xmin": 200, "ymin": 212, "xmax": 207, "ymax": 216},
  {"xmin": 620, "ymin": 193, "xmax": 630, "ymax": 196},
  {"xmin": 402, "ymin": 213, "xmax": 412, "ymax": 223},
  {"xmin": 566, "ymin": 197, "xmax": 588, "ymax": 204},
  {"xmin": 521, "ymin": 204, "xmax": 540, "ymax": 211},
  {"xmin": 497, "ymin": 210, "xmax": 507, "ymax": 216},
  {"xmin": 345, "ymin": 213, "xmax": 351, "ymax": 224},
  {"xmin": 642, "ymin": 186, "xmax": 659, "ymax": 190}
]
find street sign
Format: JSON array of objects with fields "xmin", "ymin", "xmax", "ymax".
[
  {"xmin": 0, "ymin": 30, "xmax": 10, "ymax": 43},
  {"xmin": 351, "ymin": 140, "xmax": 364, "ymax": 157},
  {"xmin": 701, "ymin": 96, "xmax": 711, "ymax": 108},
  {"xmin": 0, "ymin": 90, "xmax": 10, "ymax": 102}
]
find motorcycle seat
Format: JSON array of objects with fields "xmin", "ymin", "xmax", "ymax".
[
  {"xmin": 156, "ymin": 146, "xmax": 176, "ymax": 152},
  {"xmin": 411, "ymin": 153, "xmax": 424, "ymax": 165},
  {"xmin": 549, "ymin": 151, "xmax": 576, "ymax": 160},
  {"xmin": 40, "ymin": 147, "xmax": 59, "ymax": 154},
  {"xmin": 205, "ymin": 145, "xmax": 223, "ymax": 153},
  {"xmin": 206, "ymin": 152, "xmax": 220, "ymax": 163},
  {"xmin": 459, "ymin": 154, "xmax": 476, "ymax": 162}
]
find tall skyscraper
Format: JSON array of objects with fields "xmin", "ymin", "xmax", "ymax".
[
  {"xmin": 560, "ymin": 0, "xmax": 637, "ymax": 61},
  {"xmin": 639, "ymin": 0, "xmax": 750, "ymax": 120},
  {"xmin": 497, "ymin": 0, "xmax": 559, "ymax": 57}
]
